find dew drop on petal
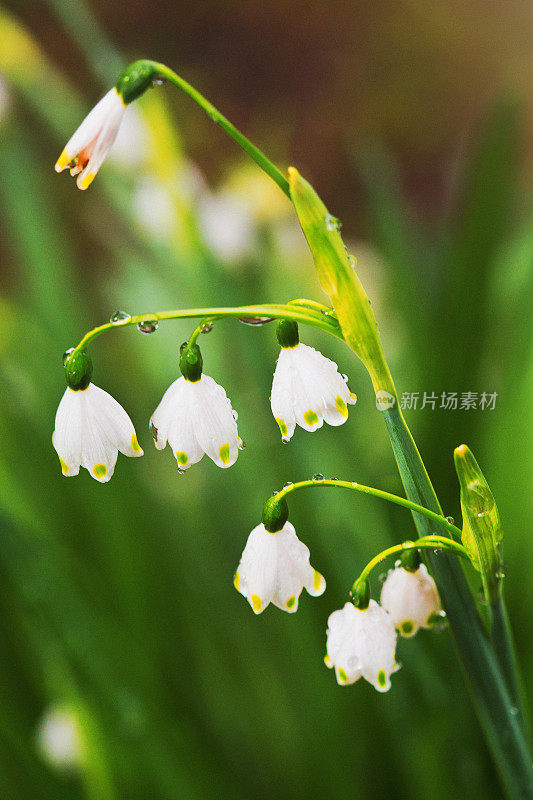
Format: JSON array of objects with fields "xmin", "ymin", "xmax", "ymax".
[
  {"xmin": 281, "ymin": 436, "xmax": 290, "ymax": 444},
  {"xmin": 341, "ymin": 373, "xmax": 349, "ymax": 383},
  {"xmin": 62, "ymin": 347, "xmax": 75, "ymax": 365},
  {"xmin": 238, "ymin": 438, "xmax": 245, "ymax": 450},
  {"xmin": 177, "ymin": 466, "xmax": 186, "ymax": 476},
  {"xmin": 312, "ymin": 473, "xmax": 325, "ymax": 482},
  {"xmin": 137, "ymin": 317, "xmax": 159, "ymax": 335},
  {"xmin": 232, "ymin": 410, "xmax": 238, "ymax": 421},
  {"xmin": 348, "ymin": 255, "xmax": 357, "ymax": 270},
  {"xmin": 445, "ymin": 516, "xmax": 455, "ymax": 525},
  {"xmin": 110, "ymin": 310, "xmax": 132, "ymax": 325}
]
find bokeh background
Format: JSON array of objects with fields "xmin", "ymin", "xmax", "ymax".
[{"xmin": 0, "ymin": 1, "xmax": 532, "ymax": 798}]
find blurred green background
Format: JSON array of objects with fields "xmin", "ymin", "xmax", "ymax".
[{"xmin": 0, "ymin": 1, "xmax": 532, "ymax": 798}]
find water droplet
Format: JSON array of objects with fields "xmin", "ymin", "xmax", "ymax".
[
  {"xmin": 62, "ymin": 347, "xmax": 74, "ymax": 365},
  {"xmin": 351, "ymin": 481, "xmax": 358, "ymax": 488},
  {"xmin": 348, "ymin": 255, "xmax": 357, "ymax": 270},
  {"xmin": 281, "ymin": 436, "xmax": 290, "ymax": 444},
  {"xmin": 378, "ymin": 572, "xmax": 387, "ymax": 583},
  {"xmin": 201, "ymin": 322, "xmax": 214, "ymax": 334},
  {"xmin": 232, "ymin": 410, "xmax": 238, "ymax": 421},
  {"xmin": 177, "ymin": 466, "xmax": 186, "ymax": 476},
  {"xmin": 312, "ymin": 473, "xmax": 325, "ymax": 482},
  {"xmin": 152, "ymin": 77, "xmax": 165, "ymax": 86},
  {"xmin": 110, "ymin": 310, "xmax": 131, "ymax": 325},
  {"xmin": 137, "ymin": 317, "xmax": 159, "ymax": 335},
  {"xmin": 341, "ymin": 373, "xmax": 348, "ymax": 383},
  {"xmin": 272, "ymin": 490, "xmax": 279, "ymax": 495},
  {"xmin": 238, "ymin": 439, "xmax": 245, "ymax": 450},
  {"xmin": 238, "ymin": 316, "xmax": 275, "ymax": 326},
  {"xmin": 325, "ymin": 213, "xmax": 342, "ymax": 232},
  {"xmin": 510, "ymin": 706, "xmax": 519, "ymax": 716},
  {"xmin": 445, "ymin": 516, "xmax": 455, "ymax": 525},
  {"xmin": 283, "ymin": 481, "xmax": 294, "ymax": 489}
]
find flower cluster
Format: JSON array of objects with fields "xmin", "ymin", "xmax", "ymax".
[
  {"xmin": 53, "ymin": 323, "xmax": 356, "ymax": 482},
  {"xmin": 233, "ymin": 507, "xmax": 441, "ymax": 693}
]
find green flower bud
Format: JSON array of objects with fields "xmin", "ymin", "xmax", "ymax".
[
  {"xmin": 116, "ymin": 59, "xmax": 161, "ymax": 105},
  {"xmin": 262, "ymin": 495, "xmax": 289, "ymax": 533},
  {"xmin": 276, "ymin": 319, "xmax": 299, "ymax": 349},
  {"xmin": 454, "ymin": 444, "xmax": 503, "ymax": 604},
  {"xmin": 400, "ymin": 543, "xmax": 421, "ymax": 573},
  {"xmin": 179, "ymin": 341, "xmax": 203, "ymax": 382},
  {"xmin": 351, "ymin": 577, "xmax": 370, "ymax": 609},
  {"xmin": 64, "ymin": 348, "xmax": 92, "ymax": 391}
]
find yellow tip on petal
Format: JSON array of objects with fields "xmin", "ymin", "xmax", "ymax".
[
  {"xmin": 219, "ymin": 443, "xmax": 230, "ymax": 465},
  {"xmin": 93, "ymin": 463, "xmax": 107, "ymax": 479},
  {"xmin": 55, "ymin": 149, "xmax": 70, "ymax": 172},
  {"xmin": 324, "ymin": 654, "xmax": 332, "ymax": 668},
  {"xmin": 337, "ymin": 668, "xmax": 349, "ymax": 683},
  {"xmin": 252, "ymin": 594, "xmax": 261, "ymax": 613},
  {"xmin": 233, "ymin": 571, "xmax": 240, "ymax": 590},
  {"xmin": 58, "ymin": 455, "xmax": 69, "ymax": 475},
  {"xmin": 131, "ymin": 434, "xmax": 142, "ymax": 454},
  {"xmin": 304, "ymin": 409, "xmax": 319, "ymax": 426},
  {"xmin": 275, "ymin": 417, "xmax": 288, "ymax": 437},
  {"xmin": 313, "ymin": 570, "xmax": 323, "ymax": 591},
  {"xmin": 77, "ymin": 171, "xmax": 95, "ymax": 190},
  {"xmin": 286, "ymin": 596, "xmax": 296, "ymax": 609},
  {"xmin": 176, "ymin": 451, "xmax": 188, "ymax": 465},
  {"xmin": 335, "ymin": 395, "xmax": 349, "ymax": 418}
]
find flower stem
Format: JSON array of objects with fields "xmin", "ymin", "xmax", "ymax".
[
  {"xmin": 276, "ymin": 478, "xmax": 463, "ymax": 539},
  {"xmin": 150, "ymin": 61, "xmax": 290, "ymax": 198},
  {"xmin": 72, "ymin": 302, "xmax": 342, "ymax": 357},
  {"xmin": 355, "ymin": 536, "xmax": 468, "ymax": 587}
]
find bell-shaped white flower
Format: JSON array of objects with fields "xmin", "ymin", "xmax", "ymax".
[
  {"xmin": 270, "ymin": 342, "xmax": 357, "ymax": 441},
  {"xmin": 234, "ymin": 520, "xmax": 326, "ymax": 613},
  {"xmin": 52, "ymin": 383, "xmax": 143, "ymax": 482},
  {"xmin": 380, "ymin": 563, "xmax": 441, "ymax": 637},
  {"xmin": 325, "ymin": 600, "xmax": 398, "ymax": 692},
  {"xmin": 55, "ymin": 88, "xmax": 127, "ymax": 190},
  {"xmin": 150, "ymin": 374, "xmax": 240, "ymax": 470}
]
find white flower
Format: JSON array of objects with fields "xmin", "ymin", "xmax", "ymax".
[
  {"xmin": 234, "ymin": 520, "xmax": 326, "ymax": 613},
  {"xmin": 270, "ymin": 343, "xmax": 357, "ymax": 441},
  {"xmin": 380, "ymin": 563, "xmax": 441, "ymax": 637},
  {"xmin": 325, "ymin": 600, "xmax": 398, "ymax": 692},
  {"xmin": 55, "ymin": 87, "xmax": 127, "ymax": 190},
  {"xmin": 52, "ymin": 383, "xmax": 143, "ymax": 482},
  {"xmin": 36, "ymin": 706, "xmax": 82, "ymax": 769},
  {"xmin": 150, "ymin": 374, "xmax": 240, "ymax": 470}
]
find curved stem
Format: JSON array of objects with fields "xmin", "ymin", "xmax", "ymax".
[
  {"xmin": 276, "ymin": 479, "xmax": 463, "ymax": 539},
  {"xmin": 187, "ymin": 318, "xmax": 215, "ymax": 348},
  {"xmin": 73, "ymin": 302, "xmax": 342, "ymax": 356},
  {"xmin": 152, "ymin": 62, "xmax": 290, "ymax": 198},
  {"xmin": 355, "ymin": 536, "xmax": 468, "ymax": 588}
]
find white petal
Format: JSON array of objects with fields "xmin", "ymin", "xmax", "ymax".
[
  {"xmin": 234, "ymin": 521, "xmax": 325, "ymax": 614},
  {"xmin": 270, "ymin": 348, "xmax": 297, "ymax": 440},
  {"xmin": 151, "ymin": 377, "xmax": 204, "ymax": 468},
  {"xmin": 190, "ymin": 375, "xmax": 239, "ymax": 468},
  {"xmin": 380, "ymin": 564, "xmax": 441, "ymax": 636}
]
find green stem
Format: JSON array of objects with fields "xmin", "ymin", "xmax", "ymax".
[
  {"xmin": 187, "ymin": 318, "xmax": 215, "ymax": 347},
  {"xmin": 73, "ymin": 302, "xmax": 342, "ymax": 356},
  {"xmin": 356, "ymin": 536, "xmax": 468, "ymax": 586},
  {"xmin": 152, "ymin": 62, "xmax": 290, "ymax": 198},
  {"xmin": 276, "ymin": 479, "xmax": 463, "ymax": 539},
  {"xmin": 383, "ymin": 403, "xmax": 533, "ymax": 800}
]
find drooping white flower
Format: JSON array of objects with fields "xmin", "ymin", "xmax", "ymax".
[
  {"xmin": 325, "ymin": 600, "xmax": 398, "ymax": 692},
  {"xmin": 380, "ymin": 563, "xmax": 441, "ymax": 637},
  {"xmin": 150, "ymin": 374, "xmax": 240, "ymax": 470},
  {"xmin": 52, "ymin": 383, "xmax": 143, "ymax": 482},
  {"xmin": 270, "ymin": 342, "xmax": 357, "ymax": 441},
  {"xmin": 234, "ymin": 520, "xmax": 326, "ymax": 613},
  {"xmin": 55, "ymin": 88, "xmax": 127, "ymax": 190}
]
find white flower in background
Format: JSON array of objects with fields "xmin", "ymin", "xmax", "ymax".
[
  {"xmin": 198, "ymin": 190, "xmax": 256, "ymax": 261},
  {"xmin": 234, "ymin": 521, "xmax": 326, "ymax": 613},
  {"xmin": 132, "ymin": 176, "xmax": 175, "ymax": 240},
  {"xmin": 55, "ymin": 88, "xmax": 127, "ymax": 189},
  {"xmin": 109, "ymin": 105, "xmax": 148, "ymax": 169},
  {"xmin": 52, "ymin": 384, "xmax": 143, "ymax": 481},
  {"xmin": 271, "ymin": 342, "xmax": 357, "ymax": 441},
  {"xmin": 150, "ymin": 374, "xmax": 240, "ymax": 470},
  {"xmin": 325, "ymin": 600, "xmax": 398, "ymax": 692},
  {"xmin": 36, "ymin": 706, "xmax": 82, "ymax": 770},
  {"xmin": 380, "ymin": 563, "xmax": 441, "ymax": 637}
]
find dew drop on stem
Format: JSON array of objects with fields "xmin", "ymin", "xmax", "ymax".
[
  {"xmin": 238, "ymin": 316, "xmax": 275, "ymax": 326},
  {"xmin": 137, "ymin": 318, "xmax": 159, "ymax": 335},
  {"xmin": 325, "ymin": 213, "xmax": 342, "ymax": 232},
  {"xmin": 110, "ymin": 310, "xmax": 131, "ymax": 325},
  {"xmin": 312, "ymin": 473, "xmax": 325, "ymax": 482}
]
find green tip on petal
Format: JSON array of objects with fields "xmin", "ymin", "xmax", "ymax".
[{"xmin": 115, "ymin": 59, "xmax": 161, "ymax": 104}]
